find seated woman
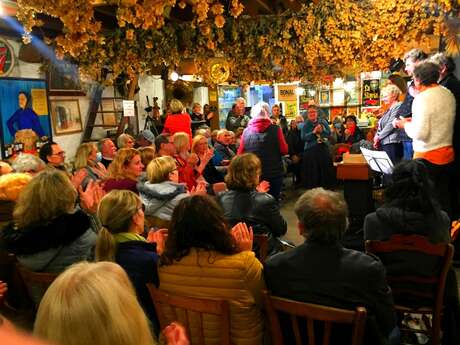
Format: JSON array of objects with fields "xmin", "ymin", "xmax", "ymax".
[
  {"xmin": 117, "ymin": 133, "xmax": 135, "ymax": 149},
  {"xmin": 339, "ymin": 115, "xmax": 364, "ymax": 145},
  {"xmin": 300, "ymin": 106, "xmax": 335, "ymax": 189},
  {"xmin": 104, "ymin": 148, "xmax": 144, "ymax": 193},
  {"xmin": 364, "ymin": 160, "xmax": 459, "ymax": 341},
  {"xmin": 173, "ymin": 132, "xmax": 199, "ymax": 191},
  {"xmin": 73, "ymin": 143, "xmax": 108, "ymax": 189},
  {"xmin": 191, "ymin": 134, "xmax": 223, "ymax": 185},
  {"xmin": 217, "ymin": 153, "xmax": 287, "ymax": 256},
  {"xmin": 96, "ymin": 190, "xmax": 164, "ymax": 331},
  {"xmin": 1, "ymin": 170, "xmax": 96, "ymax": 302},
  {"xmin": 34, "ymin": 262, "xmax": 158, "ymax": 345},
  {"xmin": 159, "ymin": 195, "xmax": 265, "ymax": 345},
  {"xmin": 137, "ymin": 156, "xmax": 196, "ymax": 228},
  {"xmin": 138, "ymin": 146, "xmax": 156, "ymax": 171}
]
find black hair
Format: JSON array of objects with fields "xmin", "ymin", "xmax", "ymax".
[
  {"xmin": 344, "ymin": 115, "xmax": 357, "ymax": 124},
  {"xmin": 154, "ymin": 134, "xmax": 170, "ymax": 153},
  {"xmin": 39, "ymin": 141, "xmax": 58, "ymax": 163},
  {"xmin": 160, "ymin": 195, "xmax": 237, "ymax": 265},
  {"xmin": 384, "ymin": 160, "xmax": 439, "ymax": 214}
]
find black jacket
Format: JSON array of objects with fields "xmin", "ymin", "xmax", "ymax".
[
  {"xmin": 264, "ymin": 241, "xmax": 395, "ymax": 345},
  {"xmin": 116, "ymin": 240, "xmax": 159, "ymax": 330},
  {"xmin": 440, "ymin": 73, "xmax": 460, "ymax": 166},
  {"xmin": 286, "ymin": 128, "xmax": 304, "ymax": 156},
  {"xmin": 217, "ymin": 190, "xmax": 287, "ymax": 254}
]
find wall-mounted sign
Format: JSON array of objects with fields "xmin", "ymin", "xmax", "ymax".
[
  {"xmin": 362, "ymin": 79, "xmax": 380, "ymax": 107},
  {"xmin": 278, "ymin": 85, "xmax": 297, "ymax": 101},
  {"xmin": 0, "ymin": 38, "xmax": 15, "ymax": 77}
]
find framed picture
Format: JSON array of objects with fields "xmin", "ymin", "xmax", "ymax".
[
  {"xmin": 50, "ymin": 99, "xmax": 83, "ymax": 135},
  {"xmin": 47, "ymin": 59, "xmax": 85, "ymax": 96},
  {"xmin": 319, "ymin": 88, "xmax": 330, "ymax": 106},
  {"xmin": 0, "ymin": 78, "xmax": 52, "ymax": 158},
  {"xmin": 99, "ymin": 98, "xmax": 123, "ymax": 127},
  {"xmin": 344, "ymin": 81, "xmax": 360, "ymax": 105}
]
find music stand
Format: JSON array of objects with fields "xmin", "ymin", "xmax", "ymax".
[{"xmin": 360, "ymin": 147, "xmax": 394, "ymax": 187}]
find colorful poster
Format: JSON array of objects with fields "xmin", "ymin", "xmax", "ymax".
[
  {"xmin": 278, "ymin": 85, "xmax": 297, "ymax": 101},
  {"xmin": 362, "ymin": 79, "xmax": 380, "ymax": 107},
  {"xmin": 319, "ymin": 88, "xmax": 330, "ymax": 106},
  {"xmin": 285, "ymin": 101, "xmax": 298, "ymax": 118},
  {"xmin": 332, "ymin": 88, "xmax": 345, "ymax": 106},
  {"xmin": 30, "ymin": 89, "xmax": 49, "ymax": 115}
]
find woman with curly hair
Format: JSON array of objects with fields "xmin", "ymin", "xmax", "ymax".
[{"xmin": 159, "ymin": 195, "xmax": 265, "ymax": 345}]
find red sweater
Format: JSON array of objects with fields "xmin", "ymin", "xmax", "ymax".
[{"xmin": 162, "ymin": 113, "xmax": 192, "ymax": 141}]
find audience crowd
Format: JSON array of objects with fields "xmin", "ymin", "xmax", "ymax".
[{"xmin": 0, "ymin": 50, "xmax": 459, "ymax": 345}]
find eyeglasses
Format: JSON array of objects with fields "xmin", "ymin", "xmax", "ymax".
[{"xmin": 52, "ymin": 151, "xmax": 65, "ymax": 157}]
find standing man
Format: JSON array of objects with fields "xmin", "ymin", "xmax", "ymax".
[
  {"xmin": 225, "ymin": 97, "xmax": 250, "ymax": 132},
  {"xmin": 395, "ymin": 49, "xmax": 428, "ymax": 160},
  {"xmin": 270, "ymin": 104, "xmax": 288, "ymax": 138}
]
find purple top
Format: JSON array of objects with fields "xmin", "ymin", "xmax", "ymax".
[{"xmin": 104, "ymin": 178, "xmax": 138, "ymax": 194}]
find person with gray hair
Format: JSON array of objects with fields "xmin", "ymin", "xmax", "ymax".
[
  {"xmin": 225, "ymin": 97, "xmax": 250, "ymax": 132},
  {"xmin": 264, "ymin": 188, "xmax": 396, "ymax": 345},
  {"xmin": 11, "ymin": 153, "xmax": 46, "ymax": 175},
  {"xmin": 238, "ymin": 101, "xmax": 288, "ymax": 200}
]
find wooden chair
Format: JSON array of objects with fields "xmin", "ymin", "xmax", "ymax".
[
  {"xmin": 147, "ymin": 285, "xmax": 230, "ymax": 345},
  {"xmin": 253, "ymin": 233, "xmax": 269, "ymax": 264},
  {"xmin": 263, "ymin": 291, "xmax": 367, "ymax": 345},
  {"xmin": 365, "ymin": 234, "xmax": 454, "ymax": 345},
  {"xmin": 16, "ymin": 263, "xmax": 58, "ymax": 307}
]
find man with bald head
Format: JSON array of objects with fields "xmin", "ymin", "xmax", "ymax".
[{"xmin": 264, "ymin": 188, "xmax": 396, "ymax": 344}]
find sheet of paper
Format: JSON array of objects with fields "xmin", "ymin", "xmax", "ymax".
[
  {"xmin": 360, "ymin": 147, "xmax": 394, "ymax": 174},
  {"xmin": 123, "ymin": 100, "xmax": 135, "ymax": 117}
]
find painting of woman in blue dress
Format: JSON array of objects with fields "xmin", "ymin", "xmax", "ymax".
[{"xmin": 7, "ymin": 91, "xmax": 46, "ymax": 139}]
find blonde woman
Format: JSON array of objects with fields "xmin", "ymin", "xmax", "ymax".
[
  {"xmin": 104, "ymin": 148, "xmax": 144, "ymax": 193},
  {"xmin": 162, "ymin": 99, "xmax": 192, "ymax": 141},
  {"xmin": 374, "ymin": 84, "xmax": 403, "ymax": 164},
  {"xmin": 1, "ymin": 170, "xmax": 96, "ymax": 302},
  {"xmin": 139, "ymin": 146, "xmax": 156, "ymax": 170},
  {"xmin": 137, "ymin": 156, "xmax": 191, "ymax": 226},
  {"xmin": 173, "ymin": 132, "xmax": 199, "ymax": 190},
  {"xmin": 117, "ymin": 133, "xmax": 135, "ymax": 149},
  {"xmin": 73, "ymin": 143, "xmax": 108, "ymax": 188},
  {"xmin": 191, "ymin": 134, "xmax": 223, "ymax": 184},
  {"xmin": 96, "ymin": 190, "xmax": 165, "ymax": 330},
  {"xmin": 34, "ymin": 261, "xmax": 157, "ymax": 345}
]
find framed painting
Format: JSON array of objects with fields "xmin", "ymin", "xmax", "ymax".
[
  {"xmin": 319, "ymin": 88, "xmax": 330, "ymax": 106},
  {"xmin": 0, "ymin": 78, "xmax": 52, "ymax": 158},
  {"xmin": 50, "ymin": 99, "xmax": 83, "ymax": 135},
  {"xmin": 47, "ymin": 59, "xmax": 85, "ymax": 96}
]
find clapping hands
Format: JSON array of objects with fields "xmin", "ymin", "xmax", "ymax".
[
  {"xmin": 256, "ymin": 180, "xmax": 270, "ymax": 193},
  {"xmin": 147, "ymin": 228, "xmax": 168, "ymax": 255},
  {"xmin": 78, "ymin": 180, "xmax": 105, "ymax": 214},
  {"xmin": 231, "ymin": 222, "xmax": 253, "ymax": 252}
]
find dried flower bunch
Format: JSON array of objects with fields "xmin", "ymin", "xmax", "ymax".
[{"xmin": 16, "ymin": 0, "xmax": 457, "ymax": 84}]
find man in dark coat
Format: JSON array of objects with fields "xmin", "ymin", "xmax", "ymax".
[{"xmin": 264, "ymin": 188, "xmax": 396, "ymax": 345}]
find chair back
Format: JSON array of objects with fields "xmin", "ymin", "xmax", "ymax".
[
  {"xmin": 263, "ymin": 291, "xmax": 367, "ymax": 345},
  {"xmin": 365, "ymin": 234, "xmax": 454, "ymax": 344},
  {"xmin": 16, "ymin": 264, "xmax": 58, "ymax": 307},
  {"xmin": 147, "ymin": 284, "xmax": 230, "ymax": 345},
  {"xmin": 253, "ymin": 233, "xmax": 269, "ymax": 264}
]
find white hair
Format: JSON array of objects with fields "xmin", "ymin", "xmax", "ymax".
[
  {"xmin": 12, "ymin": 154, "xmax": 46, "ymax": 173},
  {"xmin": 250, "ymin": 101, "xmax": 270, "ymax": 119}
]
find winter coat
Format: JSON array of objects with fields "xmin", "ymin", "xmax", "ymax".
[{"xmin": 137, "ymin": 180, "xmax": 188, "ymax": 221}]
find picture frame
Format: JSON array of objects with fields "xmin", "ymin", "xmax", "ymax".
[
  {"xmin": 0, "ymin": 78, "xmax": 52, "ymax": 158},
  {"xmin": 50, "ymin": 99, "xmax": 83, "ymax": 135},
  {"xmin": 319, "ymin": 88, "xmax": 330, "ymax": 106},
  {"xmin": 100, "ymin": 98, "xmax": 122, "ymax": 127},
  {"xmin": 47, "ymin": 59, "xmax": 85, "ymax": 96}
]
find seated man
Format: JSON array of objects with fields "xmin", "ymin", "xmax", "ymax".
[
  {"xmin": 212, "ymin": 129, "xmax": 235, "ymax": 171},
  {"xmin": 264, "ymin": 188, "xmax": 396, "ymax": 345}
]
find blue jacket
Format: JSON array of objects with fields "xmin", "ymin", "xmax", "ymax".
[
  {"xmin": 7, "ymin": 107, "xmax": 45, "ymax": 138},
  {"xmin": 300, "ymin": 118, "xmax": 331, "ymax": 151}
]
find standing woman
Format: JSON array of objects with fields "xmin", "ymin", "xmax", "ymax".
[
  {"xmin": 373, "ymin": 84, "xmax": 403, "ymax": 164},
  {"xmin": 104, "ymin": 148, "xmax": 144, "ymax": 193},
  {"xmin": 238, "ymin": 101, "xmax": 288, "ymax": 200},
  {"xmin": 96, "ymin": 190, "xmax": 163, "ymax": 330},
  {"xmin": 300, "ymin": 105, "xmax": 335, "ymax": 190},
  {"xmin": 74, "ymin": 143, "xmax": 108, "ymax": 188},
  {"xmin": 162, "ymin": 99, "xmax": 192, "ymax": 142},
  {"xmin": 395, "ymin": 61, "xmax": 456, "ymax": 216}
]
